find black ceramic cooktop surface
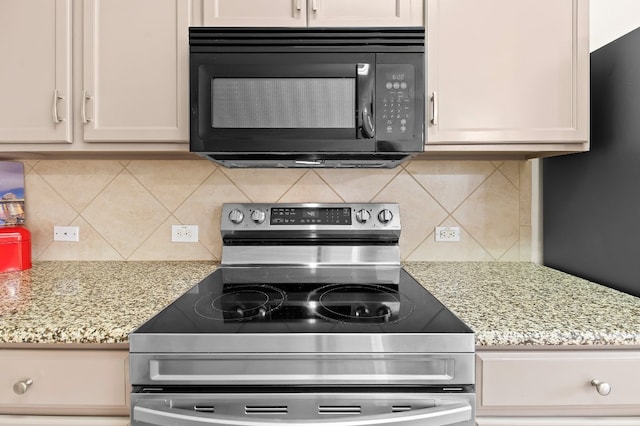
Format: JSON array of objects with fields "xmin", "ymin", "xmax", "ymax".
[{"xmin": 135, "ymin": 266, "xmax": 472, "ymax": 335}]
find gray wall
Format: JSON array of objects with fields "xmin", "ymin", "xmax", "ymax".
[{"xmin": 543, "ymin": 27, "xmax": 640, "ymax": 297}]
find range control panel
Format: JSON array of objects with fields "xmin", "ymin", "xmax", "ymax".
[
  {"xmin": 270, "ymin": 207, "xmax": 352, "ymax": 225},
  {"xmin": 221, "ymin": 203, "xmax": 401, "ymax": 234}
]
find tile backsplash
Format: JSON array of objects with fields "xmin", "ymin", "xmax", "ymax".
[{"xmin": 20, "ymin": 159, "xmax": 531, "ymax": 262}]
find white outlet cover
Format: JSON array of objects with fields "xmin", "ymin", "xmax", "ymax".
[
  {"xmin": 171, "ymin": 225, "xmax": 199, "ymax": 243},
  {"xmin": 435, "ymin": 226, "xmax": 460, "ymax": 242},
  {"xmin": 54, "ymin": 225, "xmax": 79, "ymax": 242}
]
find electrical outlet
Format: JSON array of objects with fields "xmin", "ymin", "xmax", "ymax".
[
  {"xmin": 54, "ymin": 225, "xmax": 79, "ymax": 242},
  {"xmin": 171, "ymin": 225, "xmax": 198, "ymax": 243},
  {"xmin": 435, "ymin": 226, "xmax": 460, "ymax": 242}
]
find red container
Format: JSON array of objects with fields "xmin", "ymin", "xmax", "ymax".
[{"xmin": 0, "ymin": 226, "xmax": 32, "ymax": 272}]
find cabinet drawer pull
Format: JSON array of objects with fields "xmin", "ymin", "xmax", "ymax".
[
  {"xmin": 312, "ymin": 0, "xmax": 318, "ymax": 12},
  {"xmin": 591, "ymin": 379, "xmax": 611, "ymax": 396},
  {"xmin": 295, "ymin": 0, "xmax": 302, "ymax": 11},
  {"xmin": 430, "ymin": 91, "xmax": 438, "ymax": 126},
  {"xmin": 13, "ymin": 378, "xmax": 33, "ymax": 395},
  {"xmin": 52, "ymin": 89, "xmax": 64, "ymax": 124},
  {"xmin": 82, "ymin": 90, "xmax": 93, "ymax": 123}
]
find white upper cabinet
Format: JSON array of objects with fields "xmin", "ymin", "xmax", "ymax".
[
  {"xmin": 426, "ymin": 0, "xmax": 589, "ymax": 154},
  {"xmin": 307, "ymin": 0, "xmax": 423, "ymax": 27},
  {"xmin": 200, "ymin": 0, "xmax": 307, "ymax": 26},
  {"xmin": 198, "ymin": 0, "xmax": 423, "ymax": 27},
  {"xmin": 0, "ymin": 0, "xmax": 72, "ymax": 143},
  {"xmin": 82, "ymin": 0, "xmax": 190, "ymax": 142}
]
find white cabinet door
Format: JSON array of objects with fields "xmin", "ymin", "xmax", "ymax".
[
  {"xmin": 82, "ymin": 0, "xmax": 190, "ymax": 142},
  {"xmin": 308, "ymin": 0, "xmax": 423, "ymax": 27},
  {"xmin": 198, "ymin": 0, "xmax": 421, "ymax": 27},
  {"xmin": 200, "ymin": 0, "xmax": 306, "ymax": 26},
  {"xmin": 0, "ymin": 416, "xmax": 129, "ymax": 426},
  {"xmin": 0, "ymin": 349, "xmax": 129, "ymax": 415},
  {"xmin": 477, "ymin": 417, "xmax": 640, "ymax": 426},
  {"xmin": 427, "ymin": 0, "xmax": 588, "ymax": 146},
  {"xmin": 0, "ymin": 0, "xmax": 72, "ymax": 143}
]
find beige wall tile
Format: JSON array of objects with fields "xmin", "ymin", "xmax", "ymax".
[
  {"xmin": 20, "ymin": 159, "xmax": 533, "ymax": 262},
  {"xmin": 407, "ymin": 217, "xmax": 493, "ymax": 261},
  {"xmin": 499, "ymin": 240, "xmax": 520, "ymax": 261},
  {"xmin": 24, "ymin": 171, "xmax": 78, "ymax": 259},
  {"xmin": 519, "ymin": 225, "xmax": 532, "ymax": 261},
  {"xmin": 519, "ymin": 161, "xmax": 532, "ymax": 226},
  {"xmin": 126, "ymin": 160, "xmax": 215, "ymax": 211},
  {"xmin": 315, "ymin": 168, "xmax": 400, "ymax": 202},
  {"xmin": 129, "ymin": 216, "xmax": 214, "ymax": 261},
  {"xmin": 278, "ymin": 171, "xmax": 344, "ymax": 203},
  {"xmin": 453, "ymin": 171, "xmax": 519, "ymax": 259},
  {"xmin": 405, "ymin": 160, "xmax": 495, "ymax": 212},
  {"xmin": 81, "ymin": 170, "xmax": 170, "ymax": 258},
  {"xmin": 173, "ymin": 169, "xmax": 251, "ymax": 258},
  {"xmin": 220, "ymin": 168, "xmax": 306, "ymax": 202},
  {"xmin": 38, "ymin": 216, "xmax": 123, "ymax": 261},
  {"xmin": 33, "ymin": 160, "xmax": 124, "ymax": 211},
  {"xmin": 499, "ymin": 161, "xmax": 520, "ymax": 189},
  {"xmin": 372, "ymin": 170, "xmax": 447, "ymax": 259}
]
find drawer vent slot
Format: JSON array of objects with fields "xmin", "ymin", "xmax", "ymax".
[
  {"xmin": 194, "ymin": 405, "xmax": 215, "ymax": 413},
  {"xmin": 245, "ymin": 405, "xmax": 288, "ymax": 414},
  {"xmin": 392, "ymin": 405, "xmax": 412, "ymax": 412},
  {"xmin": 319, "ymin": 405, "xmax": 361, "ymax": 414}
]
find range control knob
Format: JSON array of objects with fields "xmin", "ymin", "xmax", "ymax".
[
  {"xmin": 251, "ymin": 209, "xmax": 266, "ymax": 224},
  {"xmin": 228, "ymin": 209, "xmax": 244, "ymax": 224},
  {"xmin": 355, "ymin": 209, "xmax": 371, "ymax": 224},
  {"xmin": 377, "ymin": 209, "xmax": 394, "ymax": 224}
]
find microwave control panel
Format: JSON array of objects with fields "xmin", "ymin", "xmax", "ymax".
[{"xmin": 377, "ymin": 64, "xmax": 415, "ymax": 140}]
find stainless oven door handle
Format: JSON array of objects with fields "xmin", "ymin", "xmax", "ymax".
[{"xmin": 133, "ymin": 401, "xmax": 471, "ymax": 426}]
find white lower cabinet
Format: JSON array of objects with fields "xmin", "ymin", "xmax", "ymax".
[
  {"xmin": 0, "ymin": 349, "xmax": 129, "ymax": 425},
  {"xmin": 0, "ymin": 416, "xmax": 128, "ymax": 426},
  {"xmin": 476, "ymin": 350, "xmax": 640, "ymax": 424},
  {"xmin": 477, "ymin": 418, "xmax": 640, "ymax": 426}
]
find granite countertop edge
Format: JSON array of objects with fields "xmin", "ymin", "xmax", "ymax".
[{"xmin": 1, "ymin": 261, "xmax": 639, "ymax": 347}]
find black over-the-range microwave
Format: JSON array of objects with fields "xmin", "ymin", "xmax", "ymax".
[{"xmin": 189, "ymin": 27, "xmax": 425, "ymax": 168}]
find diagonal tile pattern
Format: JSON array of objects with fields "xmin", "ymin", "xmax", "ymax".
[
  {"xmin": 81, "ymin": 169, "xmax": 170, "ymax": 258},
  {"xmin": 453, "ymin": 170, "xmax": 520, "ymax": 259},
  {"xmin": 33, "ymin": 160, "xmax": 124, "ymax": 212},
  {"xmin": 220, "ymin": 168, "xmax": 306, "ymax": 202},
  {"xmin": 173, "ymin": 169, "xmax": 251, "ymax": 258},
  {"xmin": 19, "ymin": 158, "xmax": 532, "ymax": 262}
]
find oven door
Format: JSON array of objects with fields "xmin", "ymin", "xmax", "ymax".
[
  {"xmin": 131, "ymin": 391, "xmax": 475, "ymax": 426},
  {"xmin": 190, "ymin": 52, "xmax": 378, "ymax": 154}
]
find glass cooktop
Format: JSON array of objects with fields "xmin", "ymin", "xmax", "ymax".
[{"xmin": 134, "ymin": 266, "xmax": 473, "ymax": 335}]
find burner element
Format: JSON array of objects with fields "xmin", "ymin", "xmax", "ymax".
[
  {"xmin": 194, "ymin": 284, "xmax": 285, "ymax": 321},
  {"xmin": 308, "ymin": 284, "xmax": 412, "ymax": 324}
]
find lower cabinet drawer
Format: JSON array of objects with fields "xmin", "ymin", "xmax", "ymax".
[
  {"xmin": 477, "ymin": 417, "xmax": 640, "ymax": 426},
  {"xmin": 477, "ymin": 350, "xmax": 640, "ymax": 416},
  {"xmin": 0, "ymin": 349, "xmax": 129, "ymax": 415},
  {"xmin": 0, "ymin": 415, "xmax": 129, "ymax": 426}
]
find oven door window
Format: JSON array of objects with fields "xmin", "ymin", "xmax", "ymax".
[{"xmin": 191, "ymin": 53, "xmax": 377, "ymax": 153}]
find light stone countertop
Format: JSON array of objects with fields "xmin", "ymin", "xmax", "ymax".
[
  {"xmin": 402, "ymin": 262, "xmax": 640, "ymax": 346},
  {"xmin": 1, "ymin": 261, "xmax": 639, "ymax": 346}
]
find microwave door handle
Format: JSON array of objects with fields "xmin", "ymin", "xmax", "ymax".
[
  {"xmin": 357, "ymin": 63, "xmax": 375, "ymax": 138},
  {"xmin": 134, "ymin": 401, "xmax": 471, "ymax": 426}
]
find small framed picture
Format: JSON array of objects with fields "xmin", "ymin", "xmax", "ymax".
[{"xmin": 0, "ymin": 161, "xmax": 25, "ymax": 226}]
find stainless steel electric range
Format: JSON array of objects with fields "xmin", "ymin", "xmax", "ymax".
[{"xmin": 129, "ymin": 203, "xmax": 475, "ymax": 426}]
